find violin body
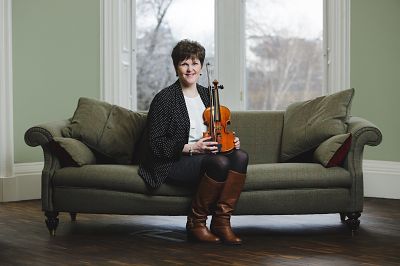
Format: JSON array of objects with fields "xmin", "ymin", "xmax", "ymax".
[
  {"xmin": 202, "ymin": 77, "xmax": 235, "ymax": 153},
  {"xmin": 203, "ymin": 106, "xmax": 235, "ymax": 153}
]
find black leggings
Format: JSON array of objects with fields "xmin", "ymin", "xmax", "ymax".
[{"xmin": 166, "ymin": 149, "xmax": 249, "ymax": 187}]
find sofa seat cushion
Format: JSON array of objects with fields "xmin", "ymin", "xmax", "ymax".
[
  {"xmin": 54, "ymin": 163, "xmax": 351, "ymax": 196},
  {"xmin": 53, "ymin": 165, "xmax": 194, "ymax": 196},
  {"xmin": 243, "ymin": 163, "xmax": 351, "ymax": 191}
]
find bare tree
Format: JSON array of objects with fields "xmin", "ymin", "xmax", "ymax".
[
  {"xmin": 245, "ymin": 0, "xmax": 323, "ymax": 110},
  {"xmin": 136, "ymin": 0, "xmax": 175, "ymax": 110},
  {"xmin": 247, "ymin": 33, "xmax": 323, "ymax": 110}
]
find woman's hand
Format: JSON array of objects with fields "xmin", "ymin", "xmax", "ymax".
[
  {"xmin": 191, "ymin": 137, "xmax": 219, "ymax": 154},
  {"xmin": 234, "ymin": 136, "xmax": 240, "ymax": 150}
]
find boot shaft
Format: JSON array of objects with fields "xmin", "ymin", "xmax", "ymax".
[
  {"xmin": 214, "ymin": 170, "xmax": 246, "ymax": 217},
  {"xmin": 211, "ymin": 170, "xmax": 246, "ymax": 245},
  {"xmin": 188, "ymin": 174, "xmax": 224, "ymax": 220}
]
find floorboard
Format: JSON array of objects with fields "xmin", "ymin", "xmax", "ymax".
[{"xmin": 0, "ymin": 198, "xmax": 399, "ymax": 265}]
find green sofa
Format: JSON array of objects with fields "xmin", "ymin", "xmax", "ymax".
[{"xmin": 25, "ymin": 111, "xmax": 382, "ymax": 236}]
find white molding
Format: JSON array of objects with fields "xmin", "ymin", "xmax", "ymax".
[
  {"xmin": 100, "ymin": 0, "xmax": 134, "ymax": 110},
  {"xmin": 325, "ymin": 0, "xmax": 351, "ymax": 93},
  {"xmin": 14, "ymin": 162, "xmax": 44, "ymax": 175},
  {"xmin": 0, "ymin": 0, "xmax": 14, "ymax": 196},
  {"xmin": 363, "ymin": 160, "xmax": 400, "ymax": 199},
  {"xmin": 1, "ymin": 162, "xmax": 43, "ymax": 202},
  {"xmin": 215, "ymin": 0, "xmax": 244, "ymax": 111}
]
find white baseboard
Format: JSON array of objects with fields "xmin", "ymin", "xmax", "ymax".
[
  {"xmin": 363, "ymin": 160, "xmax": 400, "ymax": 199},
  {"xmin": 0, "ymin": 162, "xmax": 43, "ymax": 202},
  {"xmin": 1, "ymin": 160, "xmax": 399, "ymax": 202}
]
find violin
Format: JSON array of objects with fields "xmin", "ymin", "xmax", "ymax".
[{"xmin": 202, "ymin": 63, "xmax": 235, "ymax": 153}]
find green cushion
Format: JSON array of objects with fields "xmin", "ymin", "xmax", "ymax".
[
  {"xmin": 62, "ymin": 97, "xmax": 147, "ymax": 164},
  {"xmin": 280, "ymin": 88, "xmax": 354, "ymax": 162},
  {"xmin": 313, "ymin": 133, "xmax": 352, "ymax": 167},
  {"xmin": 244, "ymin": 163, "xmax": 351, "ymax": 190},
  {"xmin": 53, "ymin": 137, "xmax": 96, "ymax": 166},
  {"xmin": 53, "ymin": 164, "xmax": 194, "ymax": 196}
]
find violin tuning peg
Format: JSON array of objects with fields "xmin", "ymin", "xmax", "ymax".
[{"xmin": 218, "ymin": 85, "xmax": 224, "ymax": 90}]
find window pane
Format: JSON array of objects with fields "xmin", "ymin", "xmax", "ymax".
[
  {"xmin": 245, "ymin": 0, "xmax": 323, "ymax": 110},
  {"xmin": 136, "ymin": 0, "xmax": 215, "ymax": 111}
]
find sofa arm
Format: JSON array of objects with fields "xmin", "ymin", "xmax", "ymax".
[
  {"xmin": 24, "ymin": 119, "xmax": 71, "ymax": 211},
  {"xmin": 25, "ymin": 119, "xmax": 70, "ymax": 147},
  {"xmin": 345, "ymin": 116, "xmax": 382, "ymax": 210}
]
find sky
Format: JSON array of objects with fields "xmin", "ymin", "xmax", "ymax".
[
  {"xmin": 246, "ymin": 0, "xmax": 323, "ymax": 39},
  {"xmin": 137, "ymin": 0, "xmax": 323, "ymax": 53},
  {"xmin": 164, "ymin": 0, "xmax": 215, "ymax": 54}
]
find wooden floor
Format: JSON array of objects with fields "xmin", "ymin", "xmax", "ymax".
[{"xmin": 0, "ymin": 198, "xmax": 399, "ymax": 266}]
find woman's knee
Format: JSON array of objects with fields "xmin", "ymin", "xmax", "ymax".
[
  {"xmin": 229, "ymin": 149, "xmax": 249, "ymax": 173},
  {"xmin": 235, "ymin": 149, "xmax": 249, "ymax": 165},
  {"xmin": 202, "ymin": 155, "xmax": 230, "ymax": 181}
]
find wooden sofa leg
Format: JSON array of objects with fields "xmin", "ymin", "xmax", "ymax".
[
  {"xmin": 45, "ymin": 211, "xmax": 59, "ymax": 236},
  {"xmin": 346, "ymin": 212, "xmax": 361, "ymax": 233},
  {"xmin": 70, "ymin": 212, "xmax": 77, "ymax": 222}
]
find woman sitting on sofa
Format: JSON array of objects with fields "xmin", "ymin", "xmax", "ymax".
[{"xmin": 138, "ymin": 39, "xmax": 248, "ymax": 245}]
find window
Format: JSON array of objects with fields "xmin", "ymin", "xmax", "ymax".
[
  {"xmin": 102, "ymin": 0, "xmax": 349, "ymax": 112},
  {"xmin": 135, "ymin": 0, "xmax": 215, "ymax": 111},
  {"xmin": 245, "ymin": 0, "xmax": 324, "ymax": 110}
]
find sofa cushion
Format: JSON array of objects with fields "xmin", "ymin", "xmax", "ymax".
[
  {"xmin": 53, "ymin": 137, "xmax": 96, "ymax": 166},
  {"xmin": 62, "ymin": 97, "xmax": 147, "ymax": 164},
  {"xmin": 243, "ymin": 163, "xmax": 351, "ymax": 191},
  {"xmin": 313, "ymin": 133, "xmax": 352, "ymax": 167},
  {"xmin": 53, "ymin": 163, "xmax": 351, "ymax": 197},
  {"xmin": 53, "ymin": 164, "xmax": 194, "ymax": 196},
  {"xmin": 280, "ymin": 89, "xmax": 354, "ymax": 162}
]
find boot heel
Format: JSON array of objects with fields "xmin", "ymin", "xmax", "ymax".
[{"xmin": 186, "ymin": 227, "xmax": 221, "ymax": 243}]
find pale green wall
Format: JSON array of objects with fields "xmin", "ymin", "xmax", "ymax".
[
  {"xmin": 351, "ymin": 0, "xmax": 400, "ymax": 162},
  {"xmin": 13, "ymin": 0, "xmax": 100, "ymax": 163}
]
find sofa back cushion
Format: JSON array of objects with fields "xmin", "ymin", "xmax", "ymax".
[
  {"xmin": 230, "ymin": 111, "xmax": 284, "ymax": 164},
  {"xmin": 62, "ymin": 97, "xmax": 147, "ymax": 164},
  {"xmin": 132, "ymin": 111, "xmax": 285, "ymax": 165}
]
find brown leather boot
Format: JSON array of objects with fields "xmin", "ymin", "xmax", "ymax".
[
  {"xmin": 186, "ymin": 174, "xmax": 224, "ymax": 243},
  {"xmin": 210, "ymin": 170, "xmax": 246, "ymax": 245}
]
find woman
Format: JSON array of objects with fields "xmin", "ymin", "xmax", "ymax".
[{"xmin": 138, "ymin": 39, "xmax": 249, "ymax": 245}]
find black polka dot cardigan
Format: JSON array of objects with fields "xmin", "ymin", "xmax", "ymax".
[{"xmin": 138, "ymin": 80, "xmax": 211, "ymax": 189}]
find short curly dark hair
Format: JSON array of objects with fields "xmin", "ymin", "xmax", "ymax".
[{"xmin": 171, "ymin": 39, "xmax": 206, "ymax": 71}]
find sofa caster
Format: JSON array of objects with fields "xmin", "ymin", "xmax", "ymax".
[
  {"xmin": 45, "ymin": 211, "xmax": 59, "ymax": 236},
  {"xmin": 70, "ymin": 212, "xmax": 77, "ymax": 222},
  {"xmin": 345, "ymin": 212, "xmax": 361, "ymax": 234},
  {"xmin": 340, "ymin": 212, "xmax": 346, "ymax": 222}
]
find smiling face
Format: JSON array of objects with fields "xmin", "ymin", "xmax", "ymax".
[{"xmin": 176, "ymin": 57, "xmax": 202, "ymax": 88}]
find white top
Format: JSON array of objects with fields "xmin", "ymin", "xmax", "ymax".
[{"xmin": 184, "ymin": 95, "xmax": 207, "ymax": 143}]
